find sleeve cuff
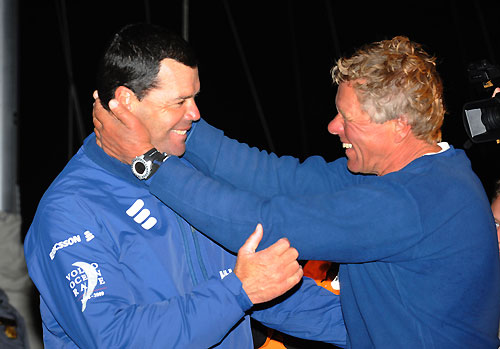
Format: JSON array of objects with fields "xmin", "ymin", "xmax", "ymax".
[
  {"xmin": 183, "ymin": 118, "xmax": 225, "ymax": 173},
  {"xmin": 221, "ymin": 272, "xmax": 253, "ymax": 312}
]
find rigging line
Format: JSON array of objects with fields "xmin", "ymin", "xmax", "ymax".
[
  {"xmin": 54, "ymin": 0, "xmax": 73, "ymax": 82},
  {"xmin": 222, "ymin": 0, "xmax": 276, "ymax": 153},
  {"xmin": 449, "ymin": 1, "xmax": 468, "ymax": 71},
  {"xmin": 324, "ymin": 0, "xmax": 341, "ymax": 60},
  {"xmin": 473, "ymin": 1, "xmax": 496, "ymax": 65},
  {"xmin": 287, "ymin": 2, "xmax": 308, "ymax": 159},
  {"xmin": 54, "ymin": 0, "xmax": 86, "ymax": 157},
  {"xmin": 144, "ymin": 0, "xmax": 151, "ymax": 24}
]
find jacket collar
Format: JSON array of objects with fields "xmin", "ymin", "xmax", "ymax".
[{"xmin": 82, "ymin": 133, "xmax": 149, "ymax": 186}]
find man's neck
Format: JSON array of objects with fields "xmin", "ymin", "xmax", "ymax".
[{"xmin": 378, "ymin": 137, "xmax": 441, "ymax": 176}]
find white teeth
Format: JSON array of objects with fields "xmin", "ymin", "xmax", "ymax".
[
  {"xmin": 343, "ymin": 143, "xmax": 352, "ymax": 149},
  {"xmin": 172, "ymin": 130, "xmax": 187, "ymax": 135}
]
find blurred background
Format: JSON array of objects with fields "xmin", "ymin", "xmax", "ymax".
[{"xmin": 1, "ymin": 1, "xmax": 499, "ymax": 347}]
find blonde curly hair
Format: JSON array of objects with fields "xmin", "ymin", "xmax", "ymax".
[{"xmin": 331, "ymin": 36, "xmax": 444, "ymax": 143}]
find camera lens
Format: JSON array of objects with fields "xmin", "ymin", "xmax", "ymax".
[
  {"xmin": 481, "ymin": 103, "xmax": 500, "ymax": 131},
  {"xmin": 481, "ymin": 98, "xmax": 500, "ymax": 131}
]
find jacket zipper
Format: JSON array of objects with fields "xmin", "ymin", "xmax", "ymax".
[{"xmin": 175, "ymin": 214, "xmax": 209, "ymax": 285}]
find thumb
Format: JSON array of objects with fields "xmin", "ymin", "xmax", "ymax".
[
  {"xmin": 239, "ymin": 224, "xmax": 263, "ymax": 255},
  {"xmin": 108, "ymin": 99, "xmax": 136, "ymax": 127}
]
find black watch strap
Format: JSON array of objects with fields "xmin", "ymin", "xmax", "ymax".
[{"xmin": 147, "ymin": 148, "xmax": 169, "ymax": 163}]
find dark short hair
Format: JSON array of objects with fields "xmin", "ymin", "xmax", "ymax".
[{"xmin": 97, "ymin": 23, "xmax": 198, "ymax": 111}]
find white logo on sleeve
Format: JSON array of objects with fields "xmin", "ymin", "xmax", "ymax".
[
  {"xmin": 66, "ymin": 262, "xmax": 106, "ymax": 312},
  {"xmin": 49, "ymin": 230, "xmax": 96, "ymax": 261},
  {"xmin": 219, "ymin": 268, "xmax": 233, "ymax": 279},
  {"xmin": 126, "ymin": 199, "xmax": 158, "ymax": 230},
  {"xmin": 84, "ymin": 230, "xmax": 95, "ymax": 242},
  {"xmin": 49, "ymin": 235, "xmax": 82, "ymax": 260}
]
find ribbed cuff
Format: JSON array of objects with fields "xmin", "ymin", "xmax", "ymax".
[{"xmin": 220, "ymin": 272, "xmax": 253, "ymax": 312}]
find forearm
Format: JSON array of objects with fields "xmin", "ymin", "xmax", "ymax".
[
  {"xmin": 251, "ymin": 277, "xmax": 346, "ymax": 347},
  {"xmin": 35, "ymin": 261, "xmax": 251, "ymax": 348},
  {"xmin": 151, "ymin": 158, "xmax": 421, "ymax": 261},
  {"xmin": 184, "ymin": 119, "xmax": 346, "ymax": 196}
]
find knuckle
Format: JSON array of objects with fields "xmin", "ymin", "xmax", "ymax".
[
  {"xmin": 280, "ymin": 238, "xmax": 290, "ymax": 247},
  {"xmin": 297, "ymin": 268, "xmax": 304, "ymax": 278}
]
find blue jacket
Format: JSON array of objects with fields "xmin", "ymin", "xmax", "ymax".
[
  {"xmin": 24, "ymin": 133, "xmax": 346, "ymax": 348},
  {"xmin": 148, "ymin": 119, "xmax": 500, "ymax": 348}
]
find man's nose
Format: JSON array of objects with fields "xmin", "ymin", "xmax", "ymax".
[
  {"xmin": 328, "ymin": 114, "xmax": 343, "ymax": 135},
  {"xmin": 186, "ymin": 100, "xmax": 201, "ymax": 121}
]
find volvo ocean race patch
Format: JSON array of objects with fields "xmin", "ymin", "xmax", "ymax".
[{"xmin": 66, "ymin": 262, "xmax": 107, "ymax": 312}]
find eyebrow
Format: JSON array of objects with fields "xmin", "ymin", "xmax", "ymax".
[
  {"xmin": 337, "ymin": 107, "xmax": 347, "ymax": 118},
  {"xmin": 175, "ymin": 89, "xmax": 201, "ymax": 101}
]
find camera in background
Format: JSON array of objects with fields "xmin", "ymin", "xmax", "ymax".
[{"xmin": 463, "ymin": 60, "xmax": 500, "ymax": 144}]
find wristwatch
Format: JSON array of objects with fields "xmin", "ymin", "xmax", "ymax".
[{"xmin": 131, "ymin": 148, "xmax": 170, "ymax": 180}]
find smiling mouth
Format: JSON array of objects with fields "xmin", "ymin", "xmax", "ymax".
[
  {"xmin": 343, "ymin": 143, "xmax": 352, "ymax": 149},
  {"xmin": 172, "ymin": 130, "xmax": 187, "ymax": 135}
]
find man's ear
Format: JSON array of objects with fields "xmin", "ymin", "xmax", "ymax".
[
  {"xmin": 393, "ymin": 115, "xmax": 412, "ymax": 143},
  {"xmin": 114, "ymin": 86, "xmax": 138, "ymax": 111}
]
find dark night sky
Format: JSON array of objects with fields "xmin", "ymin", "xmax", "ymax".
[{"xmin": 18, "ymin": 1, "xmax": 500, "ymax": 235}]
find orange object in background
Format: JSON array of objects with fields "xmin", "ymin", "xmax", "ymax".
[
  {"xmin": 258, "ymin": 261, "xmax": 340, "ymax": 348},
  {"xmin": 303, "ymin": 260, "xmax": 339, "ymax": 295}
]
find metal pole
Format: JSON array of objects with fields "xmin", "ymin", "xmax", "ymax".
[
  {"xmin": 0, "ymin": 0, "xmax": 19, "ymax": 213},
  {"xmin": 0, "ymin": 5, "xmax": 44, "ymax": 349}
]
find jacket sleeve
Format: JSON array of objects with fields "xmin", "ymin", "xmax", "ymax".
[
  {"xmin": 183, "ymin": 119, "xmax": 354, "ymax": 197},
  {"xmin": 251, "ymin": 277, "xmax": 346, "ymax": 347},
  {"xmin": 24, "ymin": 197, "xmax": 253, "ymax": 349},
  {"xmin": 150, "ymin": 157, "xmax": 422, "ymax": 262}
]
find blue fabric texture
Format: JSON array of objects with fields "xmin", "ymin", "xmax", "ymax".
[
  {"xmin": 149, "ymin": 118, "xmax": 500, "ymax": 348},
  {"xmin": 24, "ymin": 133, "xmax": 346, "ymax": 348}
]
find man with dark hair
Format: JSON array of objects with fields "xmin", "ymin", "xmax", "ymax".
[
  {"xmin": 94, "ymin": 36, "xmax": 500, "ymax": 347},
  {"xmin": 24, "ymin": 23, "xmax": 345, "ymax": 348},
  {"xmin": 97, "ymin": 23, "xmax": 198, "ymax": 111}
]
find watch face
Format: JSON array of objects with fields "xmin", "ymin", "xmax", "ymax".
[
  {"xmin": 131, "ymin": 149, "xmax": 164, "ymax": 180},
  {"xmin": 132, "ymin": 156, "xmax": 151, "ymax": 179},
  {"xmin": 134, "ymin": 161, "xmax": 146, "ymax": 175}
]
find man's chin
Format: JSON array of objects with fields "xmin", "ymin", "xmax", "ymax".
[
  {"xmin": 346, "ymin": 160, "xmax": 358, "ymax": 172},
  {"xmin": 346, "ymin": 160, "xmax": 363, "ymax": 175},
  {"xmin": 162, "ymin": 146, "xmax": 186, "ymax": 157},
  {"xmin": 347, "ymin": 162, "xmax": 378, "ymax": 176}
]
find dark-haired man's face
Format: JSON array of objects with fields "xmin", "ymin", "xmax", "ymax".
[{"xmin": 130, "ymin": 58, "xmax": 200, "ymax": 156}]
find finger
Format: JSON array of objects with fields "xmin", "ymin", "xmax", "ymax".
[
  {"xmin": 286, "ymin": 266, "xmax": 304, "ymax": 286},
  {"xmin": 94, "ymin": 127, "xmax": 102, "ymax": 147},
  {"xmin": 284, "ymin": 262, "xmax": 303, "ymax": 279},
  {"xmin": 273, "ymin": 266, "xmax": 303, "ymax": 295},
  {"xmin": 93, "ymin": 116, "xmax": 103, "ymax": 130},
  {"xmin": 260, "ymin": 237, "xmax": 291, "ymax": 256},
  {"xmin": 92, "ymin": 96, "xmax": 116, "ymax": 122},
  {"xmin": 239, "ymin": 224, "xmax": 263, "ymax": 255},
  {"xmin": 108, "ymin": 99, "xmax": 140, "ymax": 127},
  {"xmin": 493, "ymin": 88, "xmax": 500, "ymax": 97},
  {"xmin": 278, "ymin": 246, "xmax": 300, "ymax": 263},
  {"xmin": 94, "ymin": 126, "xmax": 101, "ymax": 138},
  {"xmin": 282, "ymin": 260, "xmax": 302, "ymax": 276}
]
